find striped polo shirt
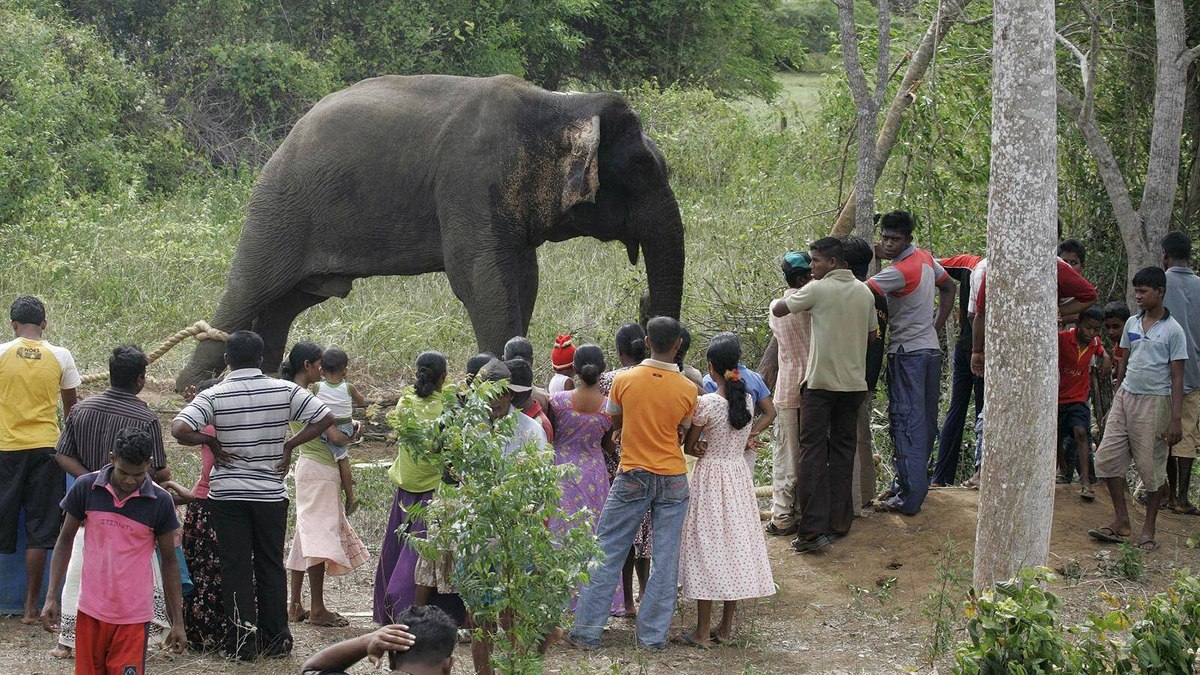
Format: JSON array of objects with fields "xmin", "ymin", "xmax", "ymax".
[
  {"xmin": 174, "ymin": 369, "xmax": 330, "ymax": 501},
  {"xmin": 56, "ymin": 388, "xmax": 168, "ymax": 472}
]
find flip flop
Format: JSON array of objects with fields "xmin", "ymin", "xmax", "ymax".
[
  {"xmin": 1087, "ymin": 526, "xmax": 1128, "ymax": 544},
  {"xmin": 1172, "ymin": 504, "xmax": 1200, "ymax": 516},
  {"xmin": 710, "ymin": 630, "xmax": 726, "ymax": 645},
  {"xmin": 679, "ymin": 633, "xmax": 713, "ymax": 650},
  {"xmin": 1080, "ymin": 487, "xmax": 1096, "ymax": 502},
  {"xmin": 961, "ymin": 478, "xmax": 980, "ymax": 490},
  {"xmin": 1133, "ymin": 540, "xmax": 1160, "ymax": 552}
]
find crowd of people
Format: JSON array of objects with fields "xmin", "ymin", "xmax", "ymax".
[{"xmin": 2, "ymin": 210, "xmax": 1199, "ymax": 673}]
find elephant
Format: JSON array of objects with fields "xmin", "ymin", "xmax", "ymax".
[{"xmin": 176, "ymin": 74, "xmax": 685, "ymax": 389}]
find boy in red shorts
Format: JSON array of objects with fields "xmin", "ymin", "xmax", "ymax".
[{"xmin": 41, "ymin": 427, "xmax": 185, "ymax": 674}]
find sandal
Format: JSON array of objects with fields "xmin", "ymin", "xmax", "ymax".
[
  {"xmin": 309, "ymin": 613, "xmax": 350, "ymax": 628},
  {"xmin": 1087, "ymin": 526, "xmax": 1128, "ymax": 544},
  {"xmin": 679, "ymin": 633, "xmax": 713, "ymax": 650},
  {"xmin": 791, "ymin": 534, "xmax": 831, "ymax": 554},
  {"xmin": 1133, "ymin": 539, "xmax": 1160, "ymax": 552},
  {"xmin": 1172, "ymin": 504, "xmax": 1200, "ymax": 516},
  {"xmin": 1080, "ymin": 486, "xmax": 1096, "ymax": 502},
  {"xmin": 765, "ymin": 522, "xmax": 798, "ymax": 537}
]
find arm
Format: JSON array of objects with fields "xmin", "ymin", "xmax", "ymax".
[
  {"xmin": 1167, "ymin": 360, "xmax": 1185, "ymax": 447},
  {"xmin": 683, "ymin": 423, "xmax": 706, "ymax": 457},
  {"xmin": 1058, "ymin": 299, "xmax": 1090, "ymax": 325},
  {"xmin": 748, "ymin": 395, "xmax": 777, "ymax": 449},
  {"xmin": 171, "ymin": 420, "xmax": 228, "ymax": 466},
  {"xmin": 970, "ymin": 312, "xmax": 986, "ymax": 377},
  {"xmin": 771, "ymin": 299, "xmax": 791, "ymax": 318},
  {"xmin": 934, "ymin": 275, "xmax": 957, "ymax": 334},
  {"xmin": 348, "ymin": 383, "xmax": 366, "ymax": 407},
  {"xmin": 40, "ymin": 514, "xmax": 81, "ymax": 631},
  {"xmin": 280, "ymin": 412, "xmax": 336, "ymax": 474},
  {"xmin": 60, "ymin": 388, "xmax": 77, "ymax": 421},
  {"xmin": 161, "ymin": 480, "xmax": 196, "ymax": 506},
  {"xmin": 299, "ymin": 625, "xmax": 416, "ymax": 674},
  {"xmin": 157, "ymin": 531, "xmax": 186, "ymax": 653},
  {"xmin": 55, "ymin": 453, "xmax": 90, "ymax": 479},
  {"xmin": 325, "ymin": 423, "xmax": 355, "ymax": 445}
]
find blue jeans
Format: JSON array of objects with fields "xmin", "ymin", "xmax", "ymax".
[
  {"xmin": 569, "ymin": 469, "xmax": 689, "ymax": 648},
  {"xmin": 887, "ymin": 348, "xmax": 942, "ymax": 514},
  {"xmin": 931, "ymin": 342, "xmax": 984, "ymax": 485},
  {"xmin": 321, "ymin": 421, "xmax": 354, "ymax": 461}
]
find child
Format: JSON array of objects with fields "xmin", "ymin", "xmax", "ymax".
[
  {"xmin": 1096, "ymin": 301, "xmax": 1131, "ymax": 437},
  {"xmin": 41, "ymin": 428, "xmax": 186, "ymax": 672},
  {"xmin": 1089, "ymin": 267, "xmax": 1187, "ymax": 552},
  {"xmin": 314, "ymin": 349, "xmax": 366, "ymax": 511},
  {"xmin": 1057, "ymin": 306, "xmax": 1109, "ymax": 499},
  {"xmin": 549, "ymin": 334, "xmax": 576, "ymax": 392},
  {"xmin": 301, "ymin": 605, "xmax": 451, "ymax": 675},
  {"xmin": 678, "ymin": 333, "xmax": 775, "ymax": 648},
  {"xmin": 284, "ymin": 343, "xmax": 370, "ymax": 627},
  {"xmin": 1103, "ymin": 301, "xmax": 1132, "ymax": 367}
]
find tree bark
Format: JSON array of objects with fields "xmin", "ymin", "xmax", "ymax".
[
  {"xmin": 973, "ymin": 0, "xmax": 1058, "ymax": 589},
  {"xmin": 834, "ymin": 0, "xmax": 888, "ymax": 239}
]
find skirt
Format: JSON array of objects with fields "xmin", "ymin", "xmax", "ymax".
[
  {"xmin": 286, "ymin": 457, "xmax": 370, "ymax": 575},
  {"xmin": 181, "ymin": 499, "xmax": 226, "ymax": 651},
  {"xmin": 373, "ymin": 488, "xmax": 466, "ymax": 626}
]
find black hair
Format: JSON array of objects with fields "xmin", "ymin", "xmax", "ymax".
[
  {"xmin": 1103, "ymin": 301, "xmax": 1131, "ymax": 322},
  {"xmin": 646, "ymin": 316, "xmax": 682, "ymax": 354},
  {"xmin": 195, "ymin": 378, "xmax": 221, "ymax": 394},
  {"xmin": 320, "ymin": 347, "xmax": 349, "ymax": 375},
  {"xmin": 414, "ymin": 351, "xmax": 448, "ymax": 398},
  {"xmin": 810, "ymin": 237, "xmax": 845, "ymax": 266},
  {"xmin": 113, "ymin": 427, "xmax": 153, "ymax": 465},
  {"xmin": 614, "ymin": 323, "xmax": 647, "ymax": 361},
  {"xmin": 504, "ymin": 358, "xmax": 534, "ymax": 406},
  {"xmin": 705, "ymin": 332, "xmax": 752, "ymax": 430},
  {"xmin": 879, "ymin": 210, "xmax": 915, "ymax": 239},
  {"xmin": 109, "ymin": 345, "xmax": 148, "ymax": 389},
  {"xmin": 675, "ymin": 324, "xmax": 692, "ymax": 370},
  {"xmin": 1080, "ymin": 305, "xmax": 1105, "ymax": 325},
  {"xmin": 10, "ymin": 295, "xmax": 45, "ymax": 325},
  {"xmin": 280, "ymin": 341, "xmax": 323, "ymax": 381},
  {"xmin": 781, "ymin": 255, "xmax": 812, "ymax": 288},
  {"xmin": 841, "ymin": 235, "xmax": 874, "ymax": 280},
  {"xmin": 573, "ymin": 344, "xmax": 606, "ymax": 386},
  {"xmin": 1057, "ymin": 239, "xmax": 1086, "ymax": 266},
  {"xmin": 502, "ymin": 336, "xmax": 534, "ymax": 365},
  {"xmin": 466, "ymin": 352, "xmax": 495, "ymax": 379},
  {"xmin": 389, "ymin": 605, "xmax": 457, "ymax": 668},
  {"xmin": 225, "ymin": 330, "xmax": 265, "ymax": 369},
  {"xmin": 1132, "ymin": 266, "xmax": 1167, "ymax": 290},
  {"xmin": 1162, "ymin": 231, "xmax": 1192, "ymax": 262}
]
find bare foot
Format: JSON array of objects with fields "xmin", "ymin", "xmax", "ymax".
[
  {"xmin": 307, "ymin": 610, "xmax": 349, "ymax": 627},
  {"xmin": 21, "ymin": 610, "xmax": 40, "ymax": 625},
  {"xmin": 288, "ymin": 603, "xmax": 309, "ymax": 623},
  {"xmin": 623, "ymin": 603, "xmax": 638, "ymax": 618},
  {"xmin": 713, "ymin": 629, "xmax": 733, "ymax": 643},
  {"xmin": 50, "ymin": 644, "xmax": 72, "ymax": 659},
  {"xmin": 538, "ymin": 626, "xmax": 564, "ymax": 654},
  {"xmin": 682, "ymin": 631, "xmax": 714, "ymax": 649}
]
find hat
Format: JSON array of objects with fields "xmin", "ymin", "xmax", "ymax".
[
  {"xmin": 476, "ymin": 358, "xmax": 513, "ymax": 386},
  {"xmin": 551, "ymin": 334, "xmax": 576, "ymax": 371},
  {"xmin": 783, "ymin": 251, "xmax": 812, "ymax": 270},
  {"xmin": 503, "ymin": 359, "xmax": 534, "ymax": 393}
]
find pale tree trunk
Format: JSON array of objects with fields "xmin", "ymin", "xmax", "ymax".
[{"xmin": 973, "ymin": 0, "xmax": 1058, "ymax": 589}]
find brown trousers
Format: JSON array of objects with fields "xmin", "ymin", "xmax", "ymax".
[{"xmin": 796, "ymin": 388, "xmax": 867, "ymax": 540}]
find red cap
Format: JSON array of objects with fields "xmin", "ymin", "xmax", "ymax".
[{"xmin": 551, "ymin": 334, "xmax": 576, "ymax": 370}]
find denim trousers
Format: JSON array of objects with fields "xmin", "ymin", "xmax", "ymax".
[
  {"xmin": 569, "ymin": 469, "xmax": 689, "ymax": 648},
  {"xmin": 887, "ymin": 348, "xmax": 942, "ymax": 514},
  {"xmin": 931, "ymin": 342, "xmax": 984, "ymax": 485}
]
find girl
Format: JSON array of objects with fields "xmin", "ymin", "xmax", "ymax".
[
  {"xmin": 373, "ymin": 351, "xmax": 464, "ymax": 625},
  {"xmin": 679, "ymin": 332, "xmax": 775, "ymax": 648},
  {"xmin": 548, "ymin": 334, "xmax": 576, "ymax": 392},
  {"xmin": 284, "ymin": 342, "xmax": 370, "ymax": 628},
  {"xmin": 597, "ymin": 323, "xmax": 649, "ymax": 617}
]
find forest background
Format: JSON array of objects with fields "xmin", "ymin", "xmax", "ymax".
[{"xmin": 1, "ymin": 0, "xmax": 1198, "ymax": 383}]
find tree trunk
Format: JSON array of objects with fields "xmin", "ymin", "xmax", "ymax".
[{"xmin": 973, "ymin": 0, "xmax": 1058, "ymax": 589}]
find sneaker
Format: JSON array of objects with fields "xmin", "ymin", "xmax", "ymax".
[
  {"xmin": 765, "ymin": 522, "xmax": 799, "ymax": 537},
  {"xmin": 791, "ymin": 534, "xmax": 831, "ymax": 554}
]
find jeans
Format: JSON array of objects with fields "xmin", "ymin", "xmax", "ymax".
[
  {"xmin": 210, "ymin": 499, "xmax": 290, "ymax": 659},
  {"xmin": 796, "ymin": 388, "xmax": 867, "ymax": 539},
  {"xmin": 931, "ymin": 342, "xmax": 984, "ymax": 485},
  {"xmin": 886, "ymin": 348, "xmax": 942, "ymax": 515},
  {"xmin": 569, "ymin": 469, "xmax": 689, "ymax": 648},
  {"xmin": 322, "ymin": 421, "xmax": 354, "ymax": 460}
]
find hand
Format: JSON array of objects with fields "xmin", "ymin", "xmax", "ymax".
[
  {"xmin": 345, "ymin": 496, "xmax": 360, "ymax": 517},
  {"xmin": 163, "ymin": 625, "xmax": 187, "ymax": 654},
  {"xmin": 351, "ymin": 420, "xmax": 364, "ymax": 441},
  {"xmin": 1166, "ymin": 417, "xmax": 1183, "ymax": 448},
  {"xmin": 163, "ymin": 481, "xmax": 195, "ymax": 505},
  {"xmin": 41, "ymin": 600, "xmax": 60, "ymax": 632},
  {"xmin": 366, "ymin": 624, "xmax": 415, "ymax": 665},
  {"xmin": 692, "ymin": 439, "xmax": 709, "ymax": 459},
  {"xmin": 182, "ymin": 384, "xmax": 198, "ymax": 403},
  {"xmin": 745, "ymin": 435, "xmax": 765, "ymax": 452},
  {"xmin": 276, "ymin": 450, "xmax": 292, "ymax": 476},
  {"xmin": 208, "ymin": 437, "xmax": 232, "ymax": 468},
  {"xmin": 970, "ymin": 352, "xmax": 985, "ymax": 378},
  {"xmin": 934, "ymin": 317, "xmax": 947, "ymax": 334}
]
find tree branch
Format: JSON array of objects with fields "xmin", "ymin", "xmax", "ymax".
[
  {"xmin": 1184, "ymin": 43, "xmax": 1200, "ymax": 66},
  {"xmin": 961, "ymin": 13, "xmax": 993, "ymax": 24},
  {"xmin": 874, "ymin": 0, "xmax": 892, "ymax": 109}
]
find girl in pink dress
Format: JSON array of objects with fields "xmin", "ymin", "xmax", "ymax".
[{"xmin": 679, "ymin": 332, "xmax": 775, "ymax": 648}]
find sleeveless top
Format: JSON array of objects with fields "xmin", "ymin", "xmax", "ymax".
[{"xmin": 315, "ymin": 381, "xmax": 353, "ymax": 420}]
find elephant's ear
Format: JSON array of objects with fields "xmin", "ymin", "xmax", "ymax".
[{"xmin": 560, "ymin": 115, "xmax": 600, "ymax": 212}]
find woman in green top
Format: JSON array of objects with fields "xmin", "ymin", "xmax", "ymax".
[{"xmin": 373, "ymin": 351, "xmax": 466, "ymax": 625}]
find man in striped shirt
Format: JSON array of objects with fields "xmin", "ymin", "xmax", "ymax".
[{"xmin": 172, "ymin": 331, "xmax": 333, "ymax": 661}]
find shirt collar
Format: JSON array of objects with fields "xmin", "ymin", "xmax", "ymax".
[
  {"xmin": 227, "ymin": 368, "xmax": 264, "ymax": 379},
  {"xmin": 93, "ymin": 464, "xmax": 157, "ymax": 499},
  {"xmin": 893, "ymin": 244, "xmax": 917, "ymax": 262},
  {"xmin": 1135, "ymin": 307, "xmax": 1172, "ymax": 322},
  {"xmin": 1167, "ymin": 265, "xmax": 1195, "ymax": 275},
  {"xmin": 641, "ymin": 358, "xmax": 680, "ymax": 371},
  {"xmin": 822, "ymin": 268, "xmax": 856, "ymax": 281},
  {"xmin": 104, "ymin": 388, "xmax": 140, "ymax": 401}
]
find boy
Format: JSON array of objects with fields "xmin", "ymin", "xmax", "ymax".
[
  {"xmin": 764, "ymin": 251, "xmax": 813, "ymax": 536},
  {"xmin": 300, "ymin": 605, "xmax": 448, "ymax": 675},
  {"xmin": 41, "ymin": 427, "xmax": 186, "ymax": 673},
  {"xmin": 1103, "ymin": 301, "xmax": 1132, "ymax": 366},
  {"xmin": 1161, "ymin": 231, "xmax": 1200, "ymax": 515},
  {"xmin": 1057, "ymin": 306, "xmax": 1109, "ymax": 500},
  {"xmin": 1057, "ymin": 239, "xmax": 1088, "ymax": 325},
  {"xmin": 932, "ymin": 254, "xmax": 986, "ymax": 488},
  {"xmin": 1088, "ymin": 267, "xmax": 1187, "ymax": 551}
]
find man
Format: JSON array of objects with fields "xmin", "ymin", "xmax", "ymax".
[
  {"xmin": 172, "ymin": 331, "xmax": 334, "ymax": 661},
  {"xmin": 568, "ymin": 317, "xmax": 697, "ymax": 650},
  {"xmin": 867, "ymin": 211, "xmax": 956, "ymax": 515},
  {"xmin": 843, "ymin": 235, "xmax": 887, "ymax": 511},
  {"xmin": 0, "ymin": 295, "xmax": 80, "ymax": 624},
  {"xmin": 772, "ymin": 237, "xmax": 877, "ymax": 553},
  {"xmin": 502, "ymin": 336, "xmax": 550, "ymax": 412},
  {"xmin": 504, "ymin": 358, "xmax": 553, "ymax": 441},
  {"xmin": 931, "ymin": 255, "xmax": 985, "ymax": 488},
  {"xmin": 52, "ymin": 345, "xmax": 172, "ymax": 657},
  {"xmin": 1161, "ymin": 231, "xmax": 1200, "ymax": 515}
]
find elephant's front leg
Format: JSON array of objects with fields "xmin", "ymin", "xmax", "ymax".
[
  {"xmin": 443, "ymin": 245, "xmax": 528, "ymax": 356},
  {"xmin": 515, "ymin": 248, "xmax": 538, "ymax": 335}
]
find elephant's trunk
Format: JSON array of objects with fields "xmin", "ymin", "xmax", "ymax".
[{"xmin": 639, "ymin": 206, "xmax": 685, "ymax": 321}]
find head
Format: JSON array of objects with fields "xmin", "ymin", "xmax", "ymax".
[
  {"xmin": 1077, "ymin": 306, "xmax": 1105, "ymax": 343},
  {"xmin": 475, "ymin": 358, "xmax": 514, "ymax": 419},
  {"xmin": 781, "ymin": 251, "xmax": 813, "ymax": 289},
  {"xmin": 224, "ymin": 330, "xmax": 265, "ymax": 370},
  {"xmin": 320, "ymin": 348, "xmax": 349, "ymax": 379},
  {"xmin": 1162, "ymin": 231, "xmax": 1192, "ymax": 268},
  {"xmin": 465, "ymin": 352, "xmax": 496, "ymax": 384},
  {"xmin": 841, "ymin": 235, "xmax": 874, "ymax": 281},
  {"xmin": 614, "ymin": 323, "xmax": 647, "ymax": 366},
  {"xmin": 108, "ymin": 345, "xmax": 149, "ymax": 393},
  {"xmin": 387, "ymin": 605, "xmax": 457, "ymax": 673},
  {"xmin": 705, "ymin": 332, "xmax": 752, "ymax": 430},
  {"xmin": 675, "ymin": 324, "xmax": 693, "ymax": 370},
  {"xmin": 1132, "ymin": 266, "xmax": 1167, "ymax": 312},
  {"xmin": 573, "ymin": 344, "xmax": 606, "ymax": 386},
  {"xmin": 551, "ymin": 334, "xmax": 577, "ymax": 375},
  {"xmin": 502, "ymin": 336, "xmax": 534, "ymax": 365},
  {"xmin": 414, "ymin": 351, "xmax": 448, "ymax": 398},
  {"xmin": 878, "ymin": 210, "xmax": 915, "ymax": 260},
  {"xmin": 1103, "ymin": 301, "xmax": 1131, "ymax": 344},
  {"xmin": 279, "ymin": 341, "xmax": 324, "ymax": 384},
  {"xmin": 1057, "ymin": 239, "xmax": 1086, "ymax": 273},
  {"xmin": 808, "ymin": 237, "xmax": 846, "ymax": 280},
  {"xmin": 10, "ymin": 295, "xmax": 46, "ymax": 334},
  {"xmin": 503, "ymin": 358, "xmax": 535, "ymax": 408},
  {"xmin": 645, "ymin": 316, "xmax": 683, "ymax": 361},
  {"xmin": 109, "ymin": 427, "xmax": 153, "ymax": 497}
]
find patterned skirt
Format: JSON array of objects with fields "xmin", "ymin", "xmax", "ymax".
[{"xmin": 182, "ymin": 499, "xmax": 227, "ymax": 652}]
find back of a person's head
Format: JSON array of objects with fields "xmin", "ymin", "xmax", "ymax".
[
  {"xmin": 1162, "ymin": 231, "xmax": 1192, "ymax": 262},
  {"xmin": 677, "ymin": 324, "xmax": 693, "ymax": 363},
  {"xmin": 1057, "ymin": 239, "xmax": 1086, "ymax": 266},
  {"xmin": 466, "ymin": 352, "xmax": 495, "ymax": 380},
  {"xmin": 504, "ymin": 358, "xmax": 534, "ymax": 406},
  {"xmin": 1080, "ymin": 305, "xmax": 1105, "ymax": 325},
  {"xmin": 225, "ymin": 330, "xmax": 265, "ymax": 369},
  {"xmin": 573, "ymin": 344, "xmax": 606, "ymax": 386},
  {"xmin": 390, "ymin": 605, "xmax": 457, "ymax": 670},
  {"xmin": 705, "ymin": 332, "xmax": 751, "ymax": 430},
  {"xmin": 280, "ymin": 341, "xmax": 323, "ymax": 381},
  {"xmin": 780, "ymin": 251, "xmax": 812, "ymax": 288},
  {"xmin": 502, "ymin": 336, "xmax": 534, "ymax": 364},
  {"xmin": 10, "ymin": 295, "xmax": 46, "ymax": 326},
  {"xmin": 614, "ymin": 323, "xmax": 647, "ymax": 361},
  {"xmin": 113, "ymin": 427, "xmax": 153, "ymax": 465},
  {"xmin": 109, "ymin": 345, "xmax": 149, "ymax": 389},
  {"xmin": 1103, "ymin": 301, "xmax": 1131, "ymax": 322},
  {"xmin": 841, "ymin": 235, "xmax": 873, "ymax": 280},
  {"xmin": 810, "ymin": 237, "xmax": 845, "ymax": 266},
  {"xmin": 879, "ymin": 210, "xmax": 915, "ymax": 239},
  {"xmin": 414, "ymin": 351, "xmax": 448, "ymax": 398},
  {"xmin": 646, "ymin": 316, "xmax": 682, "ymax": 354},
  {"xmin": 1132, "ymin": 266, "xmax": 1167, "ymax": 290},
  {"xmin": 320, "ymin": 348, "xmax": 349, "ymax": 375}
]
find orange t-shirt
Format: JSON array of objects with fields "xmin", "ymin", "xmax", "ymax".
[{"xmin": 610, "ymin": 361, "xmax": 697, "ymax": 476}]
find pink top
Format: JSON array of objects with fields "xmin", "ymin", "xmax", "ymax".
[{"xmin": 190, "ymin": 424, "xmax": 217, "ymax": 499}]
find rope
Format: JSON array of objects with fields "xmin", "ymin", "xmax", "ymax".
[{"xmin": 79, "ymin": 320, "xmax": 227, "ymax": 385}]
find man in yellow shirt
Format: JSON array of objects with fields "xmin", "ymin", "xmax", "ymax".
[
  {"xmin": 568, "ymin": 317, "xmax": 697, "ymax": 650},
  {"xmin": 0, "ymin": 296, "xmax": 80, "ymax": 623}
]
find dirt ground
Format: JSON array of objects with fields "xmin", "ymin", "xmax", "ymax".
[{"xmin": 2, "ymin": 385, "xmax": 1198, "ymax": 674}]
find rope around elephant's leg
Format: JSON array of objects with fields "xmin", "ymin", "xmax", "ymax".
[{"xmin": 78, "ymin": 320, "xmax": 228, "ymax": 385}]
